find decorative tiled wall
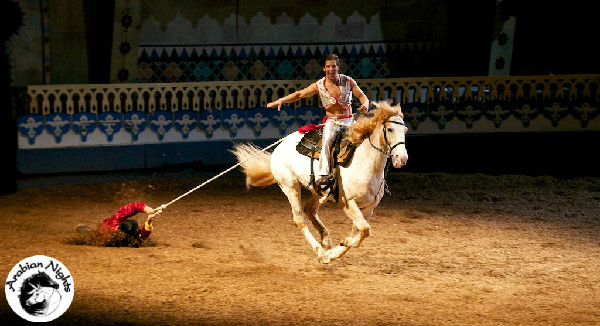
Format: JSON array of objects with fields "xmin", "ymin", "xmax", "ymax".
[
  {"xmin": 134, "ymin": 6, "xmax": 448, "ymax": 82},
  {"xmin": 136, "ymin": 42, "xmax": 444, "ymax": 82}
]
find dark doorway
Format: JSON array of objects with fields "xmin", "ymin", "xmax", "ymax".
[{"xmin": 83, "ymin": 0, "xmax": 115, "ymax": 83}]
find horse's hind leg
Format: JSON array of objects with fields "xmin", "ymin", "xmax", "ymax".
[
  {"xmin": 278, "ymin": 182, "xmax": 331, "ymax": 263},
  {"xmin": 303, "ymin": 193, "xmax": 333, "ymax": 250}
]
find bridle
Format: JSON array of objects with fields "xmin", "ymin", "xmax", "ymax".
[
  {"xmin": 368, "ymin": 118, "xmax": 406, "ymax": 156},
  {"xmin": 362, "ymin": 117, "xmax": 406, "ymax": 206}
]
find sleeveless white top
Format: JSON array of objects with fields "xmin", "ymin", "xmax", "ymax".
[{"xmin": 316, "ymin": 74, "xmax": 353, "ymax": 110}]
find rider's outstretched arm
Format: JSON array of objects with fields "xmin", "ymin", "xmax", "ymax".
[{"xmin": 267, "ymin": 83, "xmax": 318, "ymax": 111}]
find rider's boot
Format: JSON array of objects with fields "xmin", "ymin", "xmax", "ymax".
[{"xmin": 315, "ymin": 173, "xmax": 334, "ymax": 192}]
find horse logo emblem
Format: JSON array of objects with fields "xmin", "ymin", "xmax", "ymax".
[
  {"xmin": 22, "ymin": 272, "xmax": 63, "ymax": 316},
  {"xmin": 5, "ymin": 255, "xmax": 74, "ymax": 322}
]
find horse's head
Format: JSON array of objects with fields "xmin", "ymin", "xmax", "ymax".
[
  {"xmin": 376, "ymin": 102, "xmax": 408, "ymax": 168},
  {"xmin": 25, "ymin": 282, "xmax": 53, "ymax": 306},
  {"xmin": 348, "ymin": 101, "xmax": 409, "ymax": 168},
  {"xmin": 382, "ymin": 106, "xmax": 408, "ymax": 168}
]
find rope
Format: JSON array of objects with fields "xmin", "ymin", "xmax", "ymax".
[{"xmin": 150, "ymin": 137, "xmax": 286, "ymax": 217}]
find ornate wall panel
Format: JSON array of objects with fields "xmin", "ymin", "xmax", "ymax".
[
  {"xmin": 16, "ymin": 75, "xmax": 600, "ymax": 149},
  {"xmin": 135, "ymin": 3, "xmax": 449, "ymax": 82}
]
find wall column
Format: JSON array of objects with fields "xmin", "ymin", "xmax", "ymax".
[
  {"xmin": 488, "ymin": 0, "xmax": 516, "ymax": 76},
  {"xmin": 110, "ymin": 0, "xmax": 141, "ymax": 83},
  {"xmin": 1, "ymin": 0, "xmax": 22, "ymax": 194}
]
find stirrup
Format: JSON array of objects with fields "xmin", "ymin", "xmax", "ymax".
[{"xmin": 315, "ymin": 174, "xmax": 335, "ymax": 192}]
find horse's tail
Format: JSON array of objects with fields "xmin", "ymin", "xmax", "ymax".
[{"xmin": 230, "ymin": 143, "xmax": 277, "ymax": 188}]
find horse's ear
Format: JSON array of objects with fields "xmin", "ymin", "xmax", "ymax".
[
  {"xmin": 394, "ymin": 103, "xmax": 402, "ymax": 115},
  {"xmin": 26, "ymin": 281, "xmax": 38, "ymax": 294}
]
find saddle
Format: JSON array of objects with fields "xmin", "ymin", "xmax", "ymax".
[
  {"xmin": 296, "ymin": 128, "xmax": 356, "ymax": 166},
  {"xmin": 296, "ymin": 128, "xmax": 357, "ymax": 197}
]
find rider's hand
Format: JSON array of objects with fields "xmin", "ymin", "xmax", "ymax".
[{"xmin": 267, "ymin": 100, "xmax": 283, "ymax": 111}]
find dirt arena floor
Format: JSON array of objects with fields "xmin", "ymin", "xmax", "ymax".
[{"xmin": 1, "ymin": 168, "xmax": 599, "ymax": 326}]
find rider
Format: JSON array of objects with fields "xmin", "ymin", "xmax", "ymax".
[
  {"xmin": 267, "ymin": 54, "xmax": 369, "ymax": 188},
  {"xmin": 76, "ymin": 202, "xmax": 160, "ymax": 247}
]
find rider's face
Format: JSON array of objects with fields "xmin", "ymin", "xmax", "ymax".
[{"xmin": 323, "ymin": 60, "xmax": 339, "ymax": 80}]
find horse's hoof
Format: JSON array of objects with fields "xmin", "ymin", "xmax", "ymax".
[{"xmin": 318, "ymin": 255, "xmax": 331, "ymax": 264}]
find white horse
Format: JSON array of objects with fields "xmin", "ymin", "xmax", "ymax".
[
  {"xmin": 25, "ymin": 282, "xmax": 62, "ymax": 316},
  {"xmin": 231, "ymin": 101, "xmax": 408, "ymax": 263}
]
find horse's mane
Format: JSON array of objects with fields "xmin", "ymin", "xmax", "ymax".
[
  {"xmin": 347, "ymin": 101, "xmax": 403, "ymax": 145},
  {"xmin": 23, "ymin": 272, "xmax": 59, "ymax": 291}
]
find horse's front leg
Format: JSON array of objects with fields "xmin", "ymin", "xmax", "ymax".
[
  {"xmin": 341, "ymin": 199, "xmax": 371, "ymax": 247},
  {"xmin": 326, "ymin": 199, "xmax": 371, "ymax": 260}
]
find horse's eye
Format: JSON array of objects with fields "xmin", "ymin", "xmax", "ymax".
[{"xmin": 387, "ymin": 128, "xmax": 393, "ymax": 133}]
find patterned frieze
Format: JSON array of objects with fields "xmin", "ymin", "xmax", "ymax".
[{"xmin": 17, "ymin": 75, "xmax": 600, "ymax": 149}]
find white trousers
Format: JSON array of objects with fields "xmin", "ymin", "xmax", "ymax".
[{"xmin": 319, "ymin": 117, "xmax": 353, "ymax": 176}]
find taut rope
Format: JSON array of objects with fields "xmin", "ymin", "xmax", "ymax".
[{"xmin": 150, "ymin": 137, "xmax": 286, "ymax": 217}]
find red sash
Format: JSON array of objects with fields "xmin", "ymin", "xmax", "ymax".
[{"xmin": 298, "ymin": 115, "xmax": 353, "ymax": 134}]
